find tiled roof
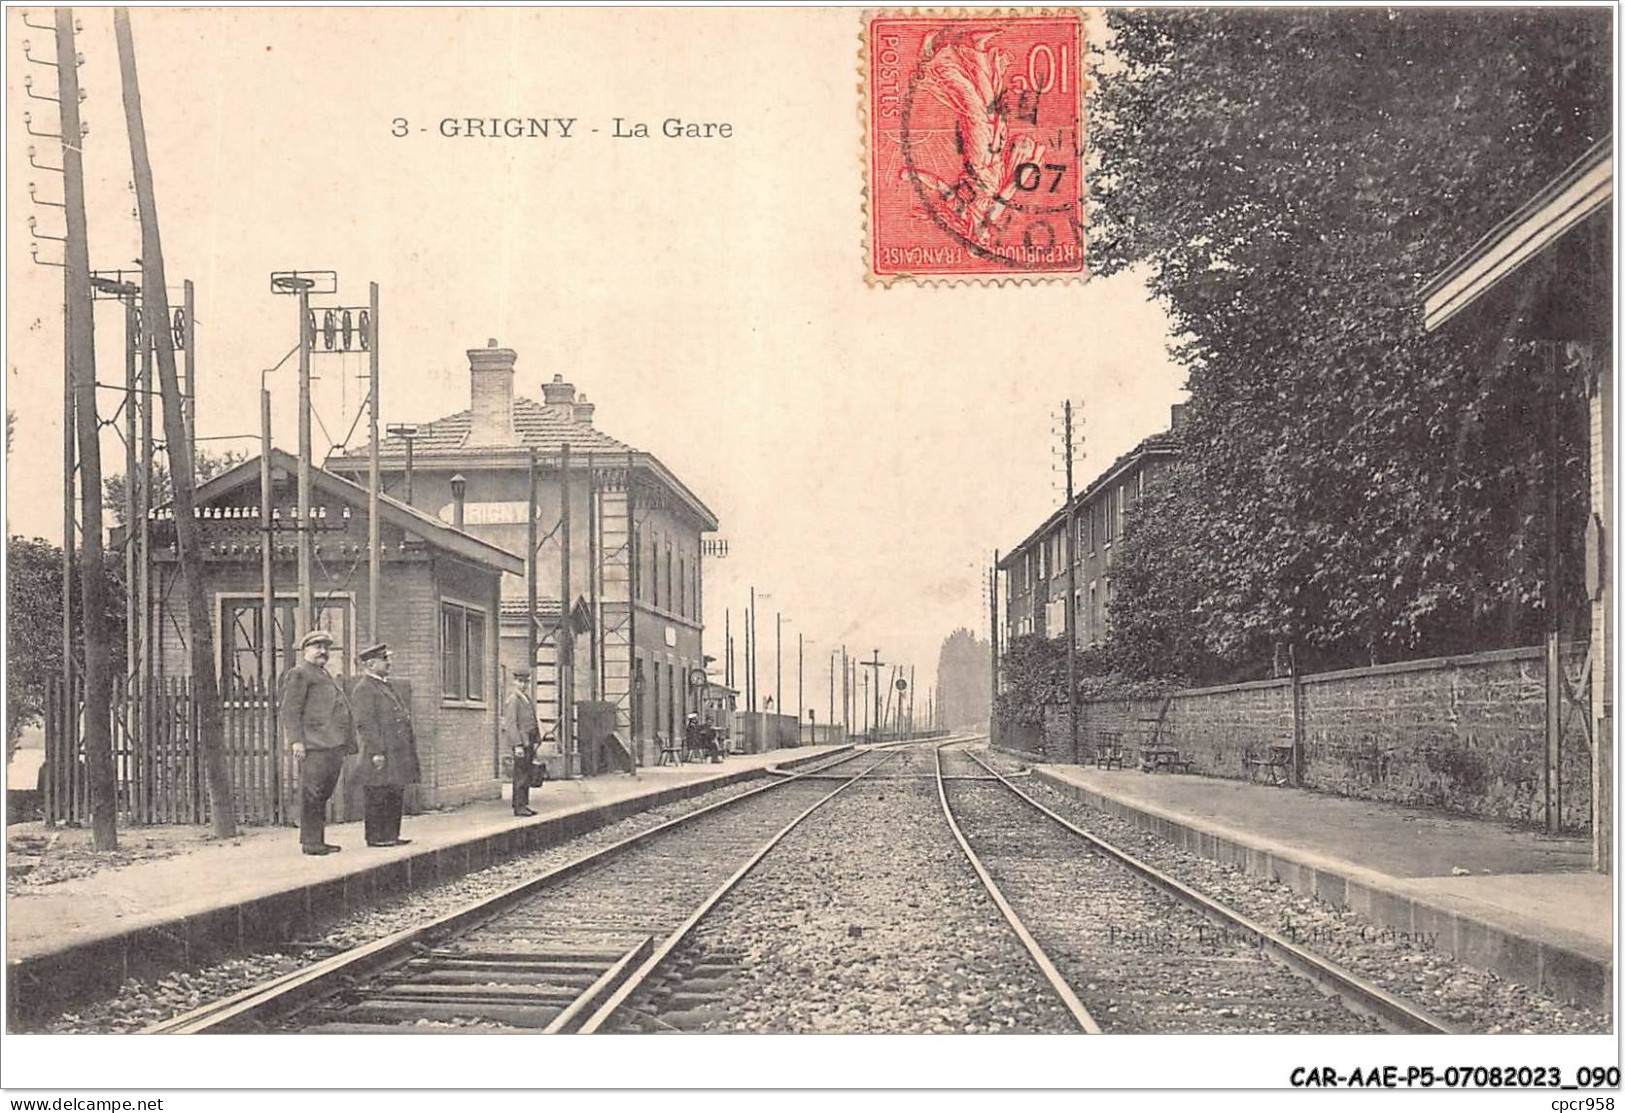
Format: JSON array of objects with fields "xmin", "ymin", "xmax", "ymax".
[
  {"xmin": 347, "ymin": 397, "xmax": 631, "ymax": 460},
  {"xmin": 500, "ymin": 598, "xmax": 564, "ymax": 620}
]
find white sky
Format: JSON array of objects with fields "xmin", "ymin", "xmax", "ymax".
[{"xmin": 5, "ymin": 8, "xmax": 1187, "ymax": 709}]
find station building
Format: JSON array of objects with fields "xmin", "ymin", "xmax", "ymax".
[
  {"xmin": 141, "ymin": 450, "xmax": 521, "ymax": 821},
  {"xmin": 328, "ymin": 341, "xmax": 720, "ymax": 772}
]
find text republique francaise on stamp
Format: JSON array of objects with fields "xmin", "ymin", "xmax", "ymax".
[{"xmin": 865, "ymin": 11, "xmax": 1087, "ymax": 284}]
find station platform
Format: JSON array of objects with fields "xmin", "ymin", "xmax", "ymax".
[
  {"xmin": 6, "ymin": 744, "xmax": 849, "ymax": 1027},
  {"xmin": 1002, "ymin": 749, "xmax": 1613, "ymax": 1012}
]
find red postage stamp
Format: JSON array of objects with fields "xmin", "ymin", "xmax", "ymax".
[{"xmin": 865, "ymin": 11, "xmax": 1087, "ymax": 283}]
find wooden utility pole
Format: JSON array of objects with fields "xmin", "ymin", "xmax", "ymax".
[
  {"xmin": 295, "ymin": 279, "xmax": 313, "ymax": 632},
  {"xmin": 527, "ymin": 447, "xmax": 539, "ymax": 709},
  {"xmin": 58, "ymin": 8, "xmax": 117, "ymax": 849},
  {"xmin": 862, "ymin": 649, "xmax": 885, "ymax": 742},
  {"xmin": 748, "ymin": 587, "xmax": 757, "ymax": 713},
  {"xmin": 1543, "ymin": 341, "xmax": 1563, "ymax": 835},
  {"xmin": 587, "ymin": 453, "xmax": 600, "ymax": 701},
  {"xmin": 182, "ymin": 279, "xmax": 195, "ymax": 440},
  {"xmin": 260, "ymin": 388, "xmax": 280, "ymax": 814},
  {"xmin": 122, "ymin": 294, "xmax": 138, "ymax": 676},
  {"xmin": 1064, "ymin": 401, "xmax": 1080, "ymax": 763},
  {"xmin": 115, "ymin": 7, "xmax": 237, "ymax": 837},
  {"xmin": 367, "ymin": 283, "xmax": 380, "ymax": 645},
  {"xmin": 560, "ymin": 443, "xmax": 575, "ymax": 775},
  {"xmin": 990, "ymin": 552, "xmax": 1000, "ymax": 747},
  {"xmin": 797, "ymin": 631, "xmax": 803, "ymax": 733}
]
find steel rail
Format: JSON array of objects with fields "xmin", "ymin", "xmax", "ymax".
[
  {"xmin": 576, "ymin": 747, "xmax": 904, "ymax": 1033},
  {"xmin": 142, "ymin": 746, "xmax": 877, "ymax": 1034},
  {"xmin": 961, "ymin": 747, "xmax": 1460, "ymax": 1035},
  {"xmin": 934, "ymin": 742, "xmax": 1102, "ymax": 1034}
]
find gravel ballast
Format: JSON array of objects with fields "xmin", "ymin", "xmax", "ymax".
[
  {"xmin": 980, "ymin": 747, "xmax": 1609, "ymax": 1034},
  {"xmin": 616, "ymin": 745, "xmax": 1081, "ymax": 1033}
]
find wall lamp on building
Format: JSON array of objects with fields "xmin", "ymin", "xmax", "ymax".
[{"xmin": 450, "ymin": 473, "xmax": 467, "ymax": 530}]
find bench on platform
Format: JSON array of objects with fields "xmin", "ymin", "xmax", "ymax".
[
  {"xmin": 1140, "ymin": 745, "xmax": 1194, "ymax": 774},
  {"xmin": 1094, "ymin": 731, "xmax": 1126, "ymax": 770},
  {"xmin": 1245, "ymin": 745, "xmax": 1294, "ymax": 785},
  {"xmin": 656, "ymin": 733, "xmax": 683, "ymax": 767}
]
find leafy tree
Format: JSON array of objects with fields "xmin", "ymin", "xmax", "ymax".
[
  {"xmin": 934, "ymin": 627, "xmax": 990, "ymax": 728},
  {"xmin": 1089, "ymin": 9, "xmax": 1607, "ymax": 672},
  {"xmin": 104, "ymin": 448, "xmax": 247, "ymax": 528},
  {"xmin": 994, "ymin": 633, "xmax": 1066, "ymax": 725},
  {"xmin": 6, "ymin": 537, "xmax": 126, "ymax": 751},
  {"xmin": 1103, "ymin": 460, "xmax": 1217, "ymax": 682}
]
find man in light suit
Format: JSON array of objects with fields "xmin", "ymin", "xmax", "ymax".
[
  {"xmin": 349, "ymin": 643, "xmax": 421, "ymax": 847},
  {"xmin": 278, "ymin": 630, "xmax": 356, "ymax": 855}
]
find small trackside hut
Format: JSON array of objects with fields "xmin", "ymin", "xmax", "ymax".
[{"xmin": 112, "ymin": 450, "xmax": 523, "ymax": 826}]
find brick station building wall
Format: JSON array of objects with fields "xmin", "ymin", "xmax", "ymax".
[
  {"xmin": 152, "ymin": 549, "xmax": 503, "ymax": 816},
  {"xmin": 410, "ymin": 555, "xmax": 503, "ymax": 808},
  {"xmin": 1004, "ymin": 644, "xmax": 1590, "ymax": 831}
]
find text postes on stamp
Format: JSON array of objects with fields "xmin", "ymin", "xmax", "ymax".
[{"xmin": 866, "ymin": 11, "xmax": 1087, "ymax": 284}]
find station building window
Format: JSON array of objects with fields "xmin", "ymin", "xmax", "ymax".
[{"xmin": 441, "ymin": 600, "xmax": 487, "ymax": 703}]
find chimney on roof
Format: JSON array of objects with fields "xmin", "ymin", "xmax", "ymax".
[
  {"xmin": 572, "ymin": 392, "xmax": 595, "ymax": 426},
  {"xmin": 467, "ymin": 339, "xmax": 517, "ymax": 445},
  {"xmin": 1170, "ymin": 403, "xmax": 1188, "ymax": 432},
  {"xmin": 543, "ymin": 373, "xmax": 577, "ymax": 420}
]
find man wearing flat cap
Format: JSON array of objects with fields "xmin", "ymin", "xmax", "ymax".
[
  {"xmin": 278, "ymin": 630, "xmax": 356, "ymax": 855},
  {"xmin": 349, "ymin": 643, "xmax": 420, "ymax": 847},
  {"xmin": 504, "ymin": 669, "xmax": 542, "ymax": 817}
]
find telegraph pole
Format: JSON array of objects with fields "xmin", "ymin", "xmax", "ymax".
[
  {"xmin": 775, "ymin": 611, "xmax": 782, "ymax": 717},
  {"xmin": 527, "ymin": 447, "xmax": 539, "ymax": 709},
  {"xmin": 748, "ymin": 587, "xmax": 757, "ymax": 713},
  {"xmin": 260, "ymin": 387, "xmax": 278, "ymax": 809},
  {"xmin": 990, "ymin": 552, "xmax": 1000, "ymax": 747},
  {"xmin": 796, "ymin": 630, "xmax": 803, "ymax": 736},
  {"xmin": 367, "ymin": 282, "xmax": 380, "ymax": 644},
  {"xmin": 116, "ymin": 7, "xmax": 236, "ymax": 837},
  {"xmin": 862, "ymin": 649, "xmax": 885, "ymax": 743},
  {"xmin": 296, "ymin": 276, "xmax": 313, "ymax": 631},
  {"xmin": 560, "ymin": 442, "xmax": 574, "ymax": 775},
  {"xmin": 828, "ymin": 650, "xmax": 835, "ymax": 739},
  {"xmin": 182, "ymin": 278, "xmax": 195, "ymax": 440},
  {"xmin": 58, "ymin": 8, "xmax": 117, "ymax": 849},
  {"xmin": 1064, "ymin": 400, "xmax": 1080, "ymax": 763}
]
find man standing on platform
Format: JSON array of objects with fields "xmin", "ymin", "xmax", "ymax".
[
  {"xmin": 505, "ymin": 669, "xmax": 541, "ymax": 818},
  {"xmin": 279, "ymin": 630, "xmax": 356, "ymax": 855},
  {"xmin": 350, "ymin": 643, "xmax": 420, "ymax": 848}
]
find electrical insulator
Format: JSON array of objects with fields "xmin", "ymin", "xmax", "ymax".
[
  {"xmin": 341, "ymin": 309, "xmax": 353, "ymax": 350},
  {"xmin": 358, "ymin": 309, "xmax": 372, "ymax": 351},
  {"xmin": 322, "ymin": 309, "xmax": 337, "ymax": 351}
]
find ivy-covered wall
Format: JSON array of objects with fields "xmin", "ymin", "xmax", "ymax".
[{"xmin": 998, "ymin": 644, "xmax": 1591, "ymax": 832}]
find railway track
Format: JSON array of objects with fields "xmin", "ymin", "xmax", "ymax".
[
  {"xmin": 143, "ymin": 745, "xmax": 903, "ymax": 1034},
  {"xmin": 935, "ymin": 741, "xmax": 1459, "ymax": 1034}
]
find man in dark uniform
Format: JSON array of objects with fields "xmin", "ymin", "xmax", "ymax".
[
  {"xmin": 278, "ymin": 630, "xmax": 356, "ymax": 855},
  {"xmin": 504, "ymin": 669, "xmax": 542, "ymax": 817},
  {"xmin": 349, "ymin": 643, "xmax": 421, "ymax": 847}
]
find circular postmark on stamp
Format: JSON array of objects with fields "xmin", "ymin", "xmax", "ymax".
[{"xmin": 874, "ymin": 16, "xmax": 1087, "ymax": 278}]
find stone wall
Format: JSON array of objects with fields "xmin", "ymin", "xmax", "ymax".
[
  {"xmin": 996, "ymin": 644, "xmax": 1592, "ymax": 831},
  {"xmin": 1296, "ymin": 647, "xmax": 1590, "ymax": 831}
]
